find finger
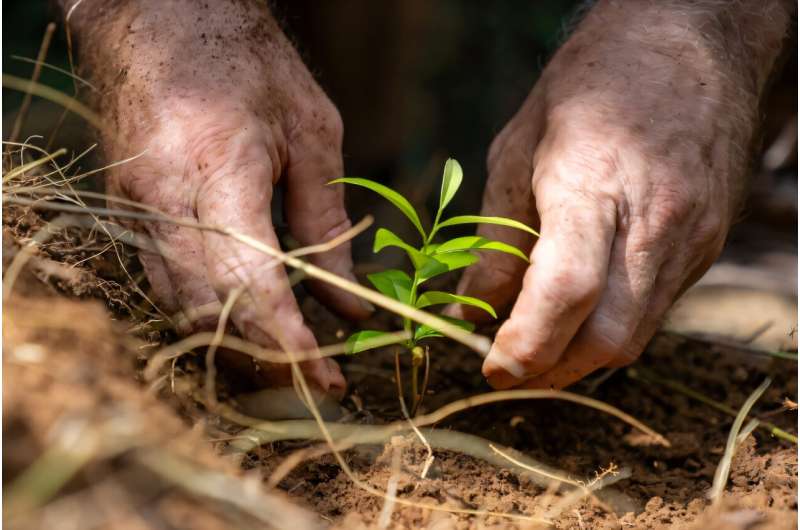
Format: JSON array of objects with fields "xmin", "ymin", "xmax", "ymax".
[
  {"xmin": 604, "ymin": 233, "xmax": 724, "ymax": 369},
  {"xmin": 285, "ymin": 105, "xmax": 372, "ymax": 321},
  {"xmin": 520, "ymin": 224, "xmax": 668, "ymax": 388},
  {"xmin": 196, "ymin": 134, "xmax": 345, "ymax": 395},
  {"xmin": 137, "ymin": 249, "xmax": 179, "ymax": 314},
  {"xmin": 447, "ymin": 126, "xmax": 539, "ymax": 322},
  {"xmin": 146, "ymin": 221, "xmax": 221, "ymax": 331},
  {"xmin": 107, "ymin": 170, "xmax": 219, "ymax": 329},
  {"xmin": 482, "ymin": 182, "xmax": 617, "ymax": 389}
]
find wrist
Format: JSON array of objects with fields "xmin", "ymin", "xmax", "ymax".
[{"xmin": 577, "ymin": 0, "xmax": 792, "ymax": 101}]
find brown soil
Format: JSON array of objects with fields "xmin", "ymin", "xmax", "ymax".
[{"xmin": 3, "ymin": 205, "xmax": 798, "ymax": 530}]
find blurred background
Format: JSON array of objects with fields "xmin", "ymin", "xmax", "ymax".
[
  {"xmin": 3, "ymin": 1, "xmax": 583, "ymax": 224},
  {"xmin": 3, "ymin": 0, "xmax": 797, "ymax": 348}
]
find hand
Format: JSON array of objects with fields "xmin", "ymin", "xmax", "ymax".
[
  {"xmin": 450, "ymin": 0, "xmax": 789, "ymax": 389},
  {"xmin": 76, "ymin": 0, "xmax": 371, "ymax": 394}
]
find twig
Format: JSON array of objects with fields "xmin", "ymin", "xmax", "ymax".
[
  {"xmin": 412, "ymin": 389, "xmax": 668, "ymax": 446},
  {"xmin": 4, "ymin": 194, "xmax": 492, "ymax": 356},
  {"xmin": 8, "ymin": 23, "xmax": 57, "ymax": 145},
  {"xmin": 3, "ymin": 148, "xmax": 67, "ymax": 183},
  {"xmin": 377, "ymin": 440, "xmax": 402, "ymax": 529},
  {"xmin": 3, "ymin": 74, "xmax": 102, "ymax": 129},
  {"xmin": 2, "ymin": 214, "xmax": 76, "ymax": 302},
  {"xmin": 286, "ymin": 215, "xmax": 373, "ymax": 258},
  {"xmin": 489, "ymin": 444, "xmax": 582, "ymax": 488},
  {"xmin": 9, "ymin": 54, "xmax": 98, "ymax": 91},
  {"xmin": 144, "ymin": 330, "xmax": 411, "ymax": 380},
  {"xmin": 736, "ymin": 419, "xmax": 760, "ymax": 447},
  {"xmin": 204, "ymin": 286, "xmax": 246, "ymax": 409},
  {"xmin": 544, "ymin": 464, "xmax": 629, "ymax": 520},
  {"xmin": 275, "ymin": 327, "xmax": 548, "ymax": 523},
  {"xmin": 709, "ymin": 378, "xmax": 772, "ymax": 504},
  {"xmin": 136, "ymin": 449, "xmax": 322, "ymax": 530},
  {"xmin": 664, "ymin": 330, "xmax": 798, "ymax": 361}
]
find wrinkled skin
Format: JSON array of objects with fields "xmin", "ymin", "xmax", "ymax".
[
  {"xmin": 448, "ymin": 1, "xmax": 790, "ymax": 389},
  {"xmin": 72, "ymin": 0, "xmax": 373, "ymax": 394},
  {"xmin": 67, "ymin": 0, "xmax": 790, "ymax": 395}
]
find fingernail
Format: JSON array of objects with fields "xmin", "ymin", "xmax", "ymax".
[
  {"xmin": 359, "ymin": 299, "xmax": 376, "ymax": 313},
  {"xmin": 486, "ymin": 345, "xmax": 526, "ymax": 379}
]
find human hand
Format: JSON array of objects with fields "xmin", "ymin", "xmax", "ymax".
[
  {"xmin": 75, "ymin": 0, "xmax": 372, "ymax": 394},
  {"xmin": 450, "ymin": 0, "xmax": 789, "ymax": 389}
]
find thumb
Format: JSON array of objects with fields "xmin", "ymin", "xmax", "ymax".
[
  {"xmin": 445, "ymin": 134, "xmax": 538, "ymax": 322},
  {"xmin": 285, "ymin": 105, "xmax": 373, "ymax": 321}
]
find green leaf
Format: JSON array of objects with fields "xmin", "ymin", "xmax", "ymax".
[
  {"xmin": 366, "ymin": 269, "xmax": 413, "ymax": 304},
  {"xmin": 435, "ymin": 236, "xmax": 529, "ymax": 262},
  {"xmin": 345, "ymin": 330, "xmax": 405, "ymax": 354},
  {"xmin": 414, "ymin": 316, "xmax": 475, "ymax": 341},
  {"xmin": 329, "ymin": 177, "xmax": 426, "ymax": 239},
  {"xmin": 415, "ymin": 291, "xmax": 497, "ymax": 318},
  {"xmin": 417, "ymin": 251, "xmax": 479, "ymax": 283},
  {"xmin": 438, "ymin": 158, "xmax": 463, "ymax": 213},
  {"xmin": 373, "ymin": 228, "xmax": 429, "ymax": 269},
  {"xmin": 434, "ymin": 215, "xmax": 539, "ymax": 238}
]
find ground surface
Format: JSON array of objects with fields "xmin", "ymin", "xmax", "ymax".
[{"xmin": 3, "ymin": 203, "xmax": 798, "ymax": 529}]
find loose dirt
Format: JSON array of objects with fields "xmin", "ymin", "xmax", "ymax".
[{"xmin": 3, "ymin": 205, "xmax": 797, "ymax": 529}]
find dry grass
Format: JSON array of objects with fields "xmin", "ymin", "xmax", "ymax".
[{"xmin": 2, "ymin": 67, "xmax": 713, "ymax": 529}]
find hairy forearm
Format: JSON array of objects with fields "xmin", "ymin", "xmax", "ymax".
[
  {"xmin": 575, "ymin": 0, "xmax": 793, "ymax": 106},
  {"xmin": 540, "ymin": 0, "xmax": 793, "ymax": 220}
]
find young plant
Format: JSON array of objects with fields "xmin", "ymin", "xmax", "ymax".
[{"xmin": 331, "ymin": 158, "xmax": 537, "ymax": 414}]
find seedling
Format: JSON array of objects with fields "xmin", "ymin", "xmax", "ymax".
[{"xmin": 331, "ymin": 158, "xmax": 537, "ymax": 414}]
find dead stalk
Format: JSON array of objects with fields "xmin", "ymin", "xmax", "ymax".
[
  {"xmin": 8, "ymin": 23, "xmax": 57, "ymax": 146},
  {"xmin": 204, "ymin": 286, "xmax": 246, "ymax": 410},
  {"xmin": 4, "ymin": 194, "xmax": 492, "ymax": 356},
  {"xmin": 709, "ymin": 378, "xmax": 772, "ymax": 504}
]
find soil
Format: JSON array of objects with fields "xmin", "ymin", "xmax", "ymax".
[{"xmin": 3, "ymin": 204, "xmax": 798, "ymax": 529}]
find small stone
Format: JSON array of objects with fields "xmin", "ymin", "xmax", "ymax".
[{"xmin": 645, "ymin": 496, "xmax": 664, "ymax": 511}]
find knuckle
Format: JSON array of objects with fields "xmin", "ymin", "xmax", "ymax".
[
  {"xmin": 536, "ymin": 264, "xmax": 603, "ymax": 314},
  {"xmin": 692, "ymin": 212, "xmax": 726, "ymax": 247},
  {"xmin": 639, "ymin": 187, "xmax": 698, "ymax": 245},
  {"xmin": 295, "ymin": 95, "xmax": 344, "ymax": 147},
  {"xmin": 188, "ymin": 114, "xmax": 261, "ymax": 169},
  {"xmin": 534, "ymin": 145, "xmax": 622, "ymax": 213},
  {"xmin": 487, "ymin": 127, "xmax": 512, "ymax": 172},
  {"xmin": 318, "ymin": 99, "xmax": 345, "ymax": 142}
]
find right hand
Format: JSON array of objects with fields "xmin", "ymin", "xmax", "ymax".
[{"xmin": 78, "ymin": 0, "xmax": 371, "ymax": 394}]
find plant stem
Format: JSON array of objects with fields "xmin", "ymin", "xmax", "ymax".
[
  {"xmin": 627, "ymin": 367, "xmax": 797, "ymax": 444},
  {"xmin": 411, "ymin": 346, "xmax": 431, "ymax": 416},
  {"xmin": 411, "ymin": 361, "xmax": 419, "ymax": 413},
  {"xmin": 394, "ymin": 350, "xmax": 407, "ymax": 414},
  {"xmin": 403, "ymin": 272, "xmax": 421, "ymax": 347}
]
